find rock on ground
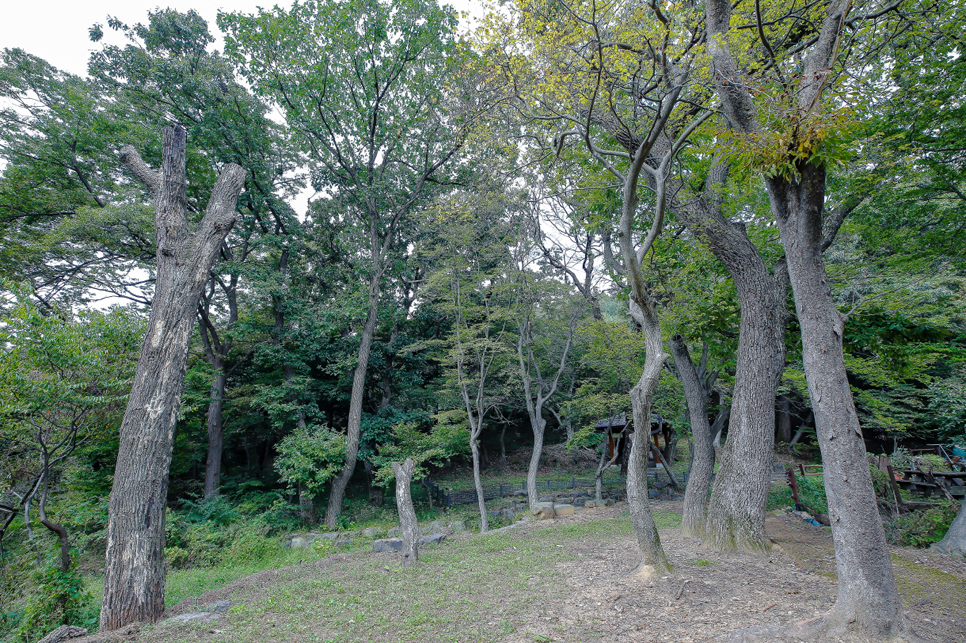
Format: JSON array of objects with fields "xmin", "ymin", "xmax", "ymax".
[{"xmin": 37, "ymin": 625, "xmax": 88, "ymax": 643}]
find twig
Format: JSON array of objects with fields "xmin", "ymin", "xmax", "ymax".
[
  {"xmin": 674, "ymin": 579, "xmax": 690, "ymax": 600},
  {"xmin": 763, "ymin": 602, "xmax": 777, "ymax": 612}
]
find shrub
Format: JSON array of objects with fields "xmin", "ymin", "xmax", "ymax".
[
  {"xmin": 12, "ymin": 562, "xmax": 96, "ymax": 643},
  {"xmin": 886, "ymin": 503, "xmax": 958, "ymax": 548}
]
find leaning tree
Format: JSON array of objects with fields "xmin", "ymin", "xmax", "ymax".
[
  {"xmin": 100, "ymin": 125, "xmax": 244, "ymax": 630},
  {"xmin": 702, "ymin": 0, "xmax": 909, "ymax": 637}
]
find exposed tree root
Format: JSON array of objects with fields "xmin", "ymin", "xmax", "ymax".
[{"xmin": 630, "ymin": 562, "xmax": 667, "ymax": 581}]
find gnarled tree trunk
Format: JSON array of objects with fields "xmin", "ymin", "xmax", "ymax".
[
  {"xmin": 625, "ymin": 301, "xmax": 671, "ymax": 575},
  {"xmin": 100, "ymin": 125, "xmax": 244, "ymax": 631}
]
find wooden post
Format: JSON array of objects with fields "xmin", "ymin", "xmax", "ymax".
[
  {"xmin": 886, "ymin": 464, "xmax": 907, "ymax": 514},
  {"xmin": 787, "ymin": 467, "xmax": 801, "ymax": 507}
]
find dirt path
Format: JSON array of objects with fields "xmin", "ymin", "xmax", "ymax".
[{"xmin": 500, "ymin": 502, "xmax": 965, "ymax": 643}]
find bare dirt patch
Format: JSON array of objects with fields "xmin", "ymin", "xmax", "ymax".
[{"xmin": 81, "ymin": 500, "xmax": 965, "ymax": 643}]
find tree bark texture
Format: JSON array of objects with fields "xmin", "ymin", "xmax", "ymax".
[
  {"xmin": 324, "ymin": 278, "xmax": 381, "ymax": 528},
  {"xmin": 626, "ymin": 302, "xmax": 671, "ymax": 574},
  {"xmin": 658, "ymin": 160, "xmax": 787, "ymax": 552},
  {"xmin": 702, "ymin": 235, "xmax": 786, "ymax": 553},
  {"xmin": 100, "ymin": 125, "xmax": 244, "ymax": 631},
  {"xmin": 770, "ymin": 163, "xmax": 902, "ymax": 634},
  {"xmin": 670, "ymin": 336, "xmax": 715, "ymax": 539},
  {"xmin": 203, "ymin": 363, "xmax": 227, "ymax": 499},
  {"xmin": 393, "ymin": 459, "xmax": 419, "ymax": 567},
  {"xmin": 932, "ymin": 500, "xmax": 966, "ymax": 558},
  {"xmin": 703, "ymin": 0, "xmax": 903, "ymax": 633}
]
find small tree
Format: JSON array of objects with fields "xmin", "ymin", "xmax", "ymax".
[
  {"xmin": 274, "ymin": 425, "xmax": 347, "ymax": 525},
  {"xmin": 0, "ymin": 294, "xmax": 140, "ymax": 570},
  {"xmin": 373, "ymin": 419, "xmax": 467, "ymax": 566}
]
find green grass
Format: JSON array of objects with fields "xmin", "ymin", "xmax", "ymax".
[{"xmin": 140, "ymin": 513, "xmax": 680, "ymax": 643}]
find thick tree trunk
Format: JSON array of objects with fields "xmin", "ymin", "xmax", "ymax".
[
  {"xmin": 393, "ymin": 459, "xmax": 418, "ymax": 567},
  {"xmin": 766, "ymin": 163, "xmax": 903, "ymax": 635},
  {"xmin": 933, "ymin": 500, "xmax": 966, "ymax": 558},
  {"xmin": 325, "ymin": 281, "xmax": 380, "ymax": 529},
  {"xmin": 100, "ymin": 125, "xmax": 244, "ymax": 631},
  {"xmin": 203, "ymin": 363, "xmax": 226, "ymax": 499},
  {"xmin": 670, "ymin": 336, "xmax": 715, "ymax": 539},
  {"xmin": 704, "ymin": 260, "xmax": 785, "ymax": 553},
  {"xmin": 664, "ymin": 164, "xmax": 787, "ymax": 553}
]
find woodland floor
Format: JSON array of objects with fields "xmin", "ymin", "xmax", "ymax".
[{"xmin": 76, "ymin": 500, "xmax": 965, "ymax": 643}]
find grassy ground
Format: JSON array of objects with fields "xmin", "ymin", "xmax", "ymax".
[{"xmin": 145, "ymin": 511, "xmax": 683, "ymax": 643}]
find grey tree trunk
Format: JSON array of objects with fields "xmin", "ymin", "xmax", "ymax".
[
  {"xmin": 392, "ymin": 459, "xmax": 419, "ymax": 567},
  {"xmin": 701, "ymin": 1, "xmax": 905, "ymax": 632},
  {"xmin": 595, "ymin": 428, "xmax": 619, "ymax": 503},
  {"xmin": 772, "ymin": 164, "xmax": 902, "ymax": 635},
  {"xmin": 932, "ymin": 500, "xmax": 966, "ymax": 558},
  {"xmin": 203, "ymin": 363, "xmax": 226, "ymax": 499},
  {"xmin": 100, "ymin": 125, "xmax": 244, "ymax": 631},
  {"xmin": 626, "ymin": 301, "xmax": 671, "ymax": 575},
  {"xmin": 526, "ymin": 425, "xmax": 545, "ymax": 509},
  {"xmin": 670, "ymin": 336, "xmax": 714, "ymax": 539},
  {"xmin": 325, "ymin": 278, "xmax": 381, "ymax": 528},
  {"xmin": 663, "ymin": 162, "xmax": 787, "ymax": 553},
  {"xmin": 518, "ymin": 314, "xmax": 574, "ymax": 509},
  {"xmin": 703, "ymin": 251, "xmax": 786, "ymax": 553},
  {"xmin": 704, "ymin": 0, "xmax": 901, "ymax": 632},
  {"xmin": 470, "ymin": 439, "xmax": 488, "ymax": 533}
]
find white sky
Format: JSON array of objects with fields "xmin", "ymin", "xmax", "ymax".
[{"xmin": 1, "ymin": 0, "xmax": 480, "ymax": 78}]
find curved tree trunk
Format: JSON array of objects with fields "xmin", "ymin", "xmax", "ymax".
[
  {"xmin": 670, "ymin": 336, "xmax": 715, "ymax": 539},
  {"xmin": 325, "ymin": 280, "xmax": 381, "ymax": 529},
  {"xmin": 933, "ymin": 500, "xmax": 966, "ymax": 558},
  {"xmin": 392, "ymin": 459, "xmax": 418, "ymax": 567},
  {"xmin": 626, "ymin": 301, "xmax": 671, "ymax": 575},
  {"xmin": 100, "ymin": 125, "xmax": 244, "ymax": 630},
  {"xmin": 526, "ymin": 424, "xmax": 545, "ymax": 509},
  {"xmin": 470, "ymin": 439, "xmax": 488, "ymax": 533},
  {"xmin": 612, "ymin": 323, "xmax": 670, "ymax": 574},
  {"xmin": 768, "ymin": 163, "xmax": 902, "ymax": 635}
]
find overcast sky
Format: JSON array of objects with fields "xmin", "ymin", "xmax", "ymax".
[{"xmin": 1, "ymin": 0, "xmax": 480, "ymax": 78}]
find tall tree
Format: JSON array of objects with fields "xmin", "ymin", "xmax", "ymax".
[
  {"xmin": 0, "ymin": 48, "xmax": 154, "ymax": 309},
  {"xmin": 485, "ymin": 0, "xmax": 711, "ymax": 574},
  {"xmin": 222, "ymin": 0, "xmax": 481, "ymax": 528},
  {"xmin": 100, "ymin": 125, "xmax": 244, "ymax": 630},
  {"xmin": 89, "ymin": 9, "xmax": 302, "ymax": 499},
  {"xmin": 702, "ymin": 0, "xmax": 908, "ymax": 636}
]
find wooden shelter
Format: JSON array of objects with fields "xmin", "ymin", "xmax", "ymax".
[{"xmin": 594, "ymin": 412, "xmax": 675, "ymax": 474}]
